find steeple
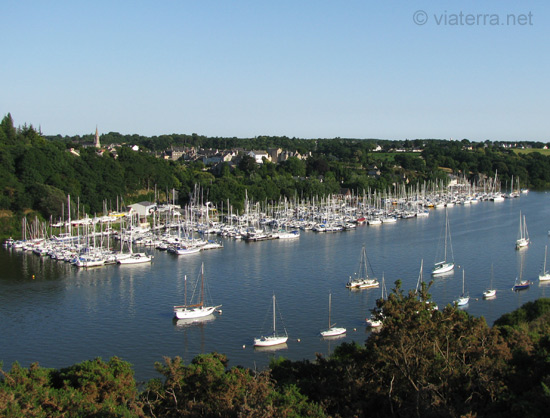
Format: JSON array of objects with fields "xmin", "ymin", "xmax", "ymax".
[{"xmin": 94, "ymin": 126, "xmax": 100, "ymax": 148}]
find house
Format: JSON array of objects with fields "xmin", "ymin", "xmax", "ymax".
[
  {"xmin": 277, "ymin": 150, "xmax": 306, "ymax": 162},
  {"xmin": 248, "ymin": 150, "xmax": 270, "ymax": 164},
  {"xmin": 222, "ymin": 150, "xmax": 237, "ymax": 162},
  {"xmin": 128, "ymin": 201, "xmax": 157, "ymax": 221},
  {"xmin": 164, "ymin": 147, "xmax": 187, "ymax": 161},
  {"xmin": 267, "ymin": 148, "xmax": 282, "ymax": 162},
  {"xmin": 200, "ymin": 149, "xmax": 221, "ymax": 165},
  {"xmin": 367, "ymin": 164, "xmax": 381, "ymax": 178}
]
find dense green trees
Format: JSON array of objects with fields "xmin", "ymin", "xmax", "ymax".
[
  {"xmin": 143, "ymin": 353, "xmax": 325, "ymax": 417},
  {"xmin": 0, "ymin": 114, "xmax": 183, "ymax": 222},
  {"xmin": 0, "ymin": 357, "xmax": 144, "ymax": 417},
  {"xmin": 269, "ymin": 292, "xmax": 550, "ymax": 418}
]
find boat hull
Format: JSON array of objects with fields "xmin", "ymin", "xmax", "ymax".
[
  {"xmin": 516, "ymin": 239, "xmax": 529, "ymax": 249},
  {"xmin": 253, "ymin": 335, "xmax": 288, "ymax": 347},
  {"xmin": 175, "ymin": 247, "xmax": 201, "ymax": 255},
  {"xmin": 278, "ymin": 231, "xmax": 300, "ymax": 239},
  {"xmin": 173, "ymin": 305, "xmax": 219, "ymax": 319},
  {"xmin": 365, "ymin": 317, "xmax": 382, "ymax": 328},
  {"xmin": 346, "ymin": 279, "xmax": 379, "ymax": 289},
  {"xmin": 117, "ymin": 254, "xmax": 152, "ymax": 264},
  {"xmin": 321, "ymin": 327, "xmax": 346, "ymax": 337},
  {"xmin": 513, "ymin": 280, "xmax": 530, "ymax": 291},
  {"xmin": 432, "ymin": 262, "xmax": 454, "ymax": 275}
]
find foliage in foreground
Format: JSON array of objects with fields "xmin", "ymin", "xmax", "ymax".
[{"xmin": 2, "ymin": 292, "xmax": 550, "ymax": 417}]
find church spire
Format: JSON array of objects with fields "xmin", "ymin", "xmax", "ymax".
[{"xmin": 94, "ymin": 125, "xmax": 100, "ymax": 148}]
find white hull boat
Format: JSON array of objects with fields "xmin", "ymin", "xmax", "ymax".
[
  {"xmin": 515, "ymin": 211, "xmax": 529, "ymax": 249},
  {"xmin": 173, "ymin": 263, "xmax": 221, "ymax": 320},
  {"xmin": 483, "ymin": 264, "xmax": 497, "ymax": 298},
  {"xmin": 117, "ymin": 253, "xmax": 152, "ymax": 264},
  {"xmin": 540, "ymin": 246, "xmax": 550, "ymax": 282},
  {"xmin": 278, "ymin": 231, "xmax": 300, "ymax": 239},
  {"xmin": 321, "ymin": 293, "xmax": 346, "ymax": 337},
  {"xmin": 432, "ymin": 208, "xmax": 455, "ymax": 275},
  {"xmin": 455, "ymin": 271, "xmax": 469, "ymax": 306},
  {"xmin": 346, "ymin": 246, "xmax": 379, "ymax": 289},
  {"xmin": 254, "ymin": 294, "xmax": 288, "ymax": 347}
]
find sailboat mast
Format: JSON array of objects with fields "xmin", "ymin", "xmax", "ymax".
[
  {"xmin": 200, "ymin": 263, "xmax": 204, "ymax": 306},
  {"xmin": 272, "ymin": 294, "xmax": 276, "ymax": 335},
  {"xmin": 328, "ymin": 293, "xmax": 332, "ymax": 328},
  {"xmin": 444, "ymin": 209, "xmax": 448, "ymax": 262}
]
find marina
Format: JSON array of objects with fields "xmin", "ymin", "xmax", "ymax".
[{"xmin": 2, "ymin": 191, "xmax": 550, "ymax": 384}]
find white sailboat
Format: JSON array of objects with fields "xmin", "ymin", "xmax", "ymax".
[
  {"xmin": 483, "ymin": 264, "xmax": 497, "ymax": 298},
  {"xmin": 278, "ymin": 229, "xmax": 300, "ymax": 239},
  {"xmin": 415, "ymin": 259, "xmax": 439, "ymax": 310},
  {"xmin": 321, "ymin": 293, "xmax": 346, "ymax": 337},
  {"xmin": 117, "ymin": 225, "xmax": 153, "ymax": 265},
  {"xmin": 540, "ymin": 246, "xmax": 550, "ymax": 282},
  {"xmin": 254, "ymin": 294, "xmax": 288, "ymax": 347},
  {"xmin": 365, "ymin": 274, "xmax": 387, "ymax": 328},
  {"xmin": 117, "ymin": 252, "xmax": 153, "ymax": 264},
  {"xmin": 515, "ymin": 211, "xmax": 529, "ymax": 249},
  {"xmin": 173, "ymin": 263, "xmax": 221, "ymax": 319},
  {"xmin": 346, "ymin": 246, "xmax": 379, "ymax": 289},
  {"xmin": 432, "ymin": 208, "xmax": 455, "ymax": 275},
  {"xmin": 455, "ymin": 270, "xmax": 469, "ymax": 306}
]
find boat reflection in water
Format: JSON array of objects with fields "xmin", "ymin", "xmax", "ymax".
[
  {"xmin": 254, "ymin": 343, "xmax": 288, "ymax": 353},
  {"xmin": 174, "ymin": 314, "xmax": 216, "ymax": 328},
  {"xmin": 320, "ymin": 333, "xmax": 346, "ymax": 341}
]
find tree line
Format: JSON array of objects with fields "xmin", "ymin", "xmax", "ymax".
[
  {"xmin": 2, "ymin": 286, "xmax": 550, "ymax": 417},
  {"xmin": 3, "ymin": 112, "xmax": 550, "ymax": 241}
]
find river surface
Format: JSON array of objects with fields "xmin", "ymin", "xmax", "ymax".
[{"xmin": 2, "ymin": 192, "xmax": 550, "ymax": 383}]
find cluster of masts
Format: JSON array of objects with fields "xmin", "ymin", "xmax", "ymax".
[{"xmin": 3, "ymin": 177, "xmax": 527, "ymax": 267}]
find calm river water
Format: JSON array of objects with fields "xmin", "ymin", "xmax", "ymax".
[{"xmin": 2, "ymin": 192, "xmax": 550, "ymax": 383}]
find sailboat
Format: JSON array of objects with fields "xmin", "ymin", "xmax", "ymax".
[
  {"xmin": 365, "ymin": 274, "xmax": 387, "ymax": 328},
  {"xmin": 254, "ymin": 294, "xmax": 288, "ymax": 347},
  {"xmin": 515, "ymin": 211, "xmax": 529, "ymax": 249},
  {"xmin": 513, "ymin": 255, "xmax": 530, "ymax": 291},
  {"xmin": 321, "ymin": 293, "xmax": 346, "ymax": 337},
  {"xmin": 173, "ymin": 263, "xmax": 222, "ymax": 319},
  {"xmin": 117, "ymin": 225, "xmax": 153, "ymax": 265},
  {"xmin": 483, "ymin": 264, "xmax": 497, "ymax": 298},
  {"xmin": 415, "ymin": 259, "xmax": 438, "ymax": 310},
  {"xmin": 455, "ymin": 270, "xmax": 469, "ymax": 306},
  {"xmin": 346, "ymin": 246, "xmax": 379, "ymax": 289},
  {"xmin": 432, "ymin": 208, "xmax": 455, "ymax": 275},
  {"xmin": 539, "ymin": 246, "xmax": 550, "ymax": 282}
]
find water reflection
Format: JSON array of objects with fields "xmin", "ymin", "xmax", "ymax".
[
  {"xmin": 174, "ymin": 314, "xmax": 216, "ymax": 328},
  {"xmin": 3, "ymin": 193, "xmax": 550, "ymax": 383},
  {"xmin": 254, "ymin": 343, "xmax": 288, "ymax": 353}
]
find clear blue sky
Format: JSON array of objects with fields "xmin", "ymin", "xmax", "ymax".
[{"xmin": 2, "ymin": 0, "xmax": 548, "ymax": 141}]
